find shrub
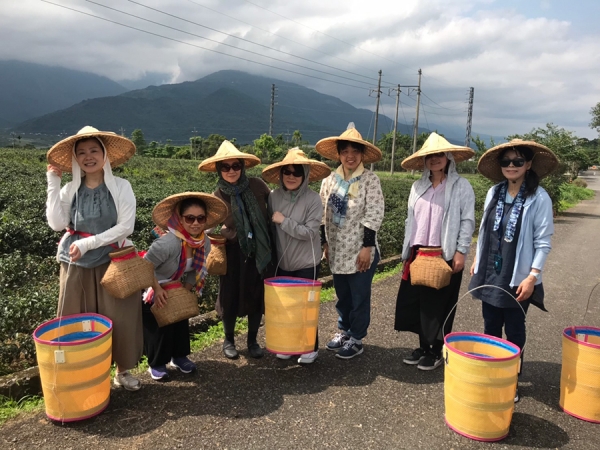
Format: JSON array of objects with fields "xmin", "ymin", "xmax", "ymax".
[{"xmin": 572, "ymin": 178, "xmax": 588, "ymax": 188}]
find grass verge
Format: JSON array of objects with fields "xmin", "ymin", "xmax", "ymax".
[
  {"xmin": 558, "ymin": 184, "xmax": 595, "ymax": 212},
  {"xmin": 0, "ymin": 395, "xmax": 44, "ymax": 426}
]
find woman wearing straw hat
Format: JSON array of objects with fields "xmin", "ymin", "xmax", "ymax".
[
  {"xmin": 394, "ymin": 133, "xmax": 475, "ymax": 371},
  {"xmin": 142, "ymin": 192, "xmax": 228, "ymax": 381},
  {"xmin": 199, "ymin": 140, "xmax": 273, "ymax": 359},
  {"xmin": 46, "ymin": 126, "xmax": 143, "ymax": 391},
  {"xmin": 316, "ymin": 123, "xmax": 385, "ymax": 360},
  {"xmin": 262, "ymin": 148, "xmax": 331, "ymax": 364},
  {"xmin": 469, "ymin": 139, "xmax": 557, "ymax": 402}
]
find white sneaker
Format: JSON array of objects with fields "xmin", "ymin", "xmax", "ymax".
[
  {"xmin": 298, "ymin": 351, "xmax": 319, "ymax": 364},
  {"xmin": 113, "ymin": 371, "xmax": 141, "ymax": 391},
  {"xmin": 276, "ymin": 354, "xmax": 292, "ymax": 360}
]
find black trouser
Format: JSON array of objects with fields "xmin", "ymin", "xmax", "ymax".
[
  {"xmin": 276, "ymin": 265, "xmax": 321, "ymax": 352},
  {"xmin": 482, "ymin": 300, "xmax": 530, "ymax": 374},
  {"xmin": 142, "ymin": 302, "xmax": 190, "ymax": 367}
]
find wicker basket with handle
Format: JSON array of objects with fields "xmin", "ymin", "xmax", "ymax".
[
  {"xmin": 100, "ymin": 246, "xmax": 155, "ymax": 299},
  {"xmin": 151, "ymin": 281, "xmax": 200, "ymax": 327},
  {"xmin": 409, "ymin": 247, "xmax": 452, "ymax": 290},
  {"xmin": 206, "ymin": 233, "xmax": 227, "ymax": 276}
]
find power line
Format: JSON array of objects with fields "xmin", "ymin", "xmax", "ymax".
[
  {"xmin": 185, "ymin": 0, "xmax": 380, "ymax": 76},
  {"xmin": 420, "ymin": 91, "xmax": 465, "ymax": 111},
  {"xmin": 41, "ymin": 0, "xmax": 369, "ymax": 91},
  {"xmin": 84, "ymin": 0, "xmax": 376, "ymax": 87},
  {"xmin": 126, "ymin": 0, "xmax": 382, "ymax": 84}
]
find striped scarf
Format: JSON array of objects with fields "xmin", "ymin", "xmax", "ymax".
[{"xmin": 167, "ymin": 213, "xmax": 207, "ymax": 295}]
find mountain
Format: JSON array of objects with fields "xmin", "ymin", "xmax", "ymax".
[
  {"xmin": 14, "ymin": 70, "xmax": 420, "ymax": 145},
  {"xmin": 0, "ymin": 60, "xmax": 127, "ymax": 127}
]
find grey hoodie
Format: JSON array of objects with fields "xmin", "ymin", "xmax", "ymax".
[
  {"xmin": 402, "ymin": 153, "xmax": 475, "ymax": 261},
  {"xmin": 268, "ymin": 165, "xmax": 323, "ymax": 272}
]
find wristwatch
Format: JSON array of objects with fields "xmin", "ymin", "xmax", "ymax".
[{"xmin": 529, "ymin": 271, "xmax": 540, "ymax": 280}]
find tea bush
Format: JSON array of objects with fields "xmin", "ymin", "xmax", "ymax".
[{"xmin": 0, "ymin": 148, "xmax": 491, "ymax": 374}]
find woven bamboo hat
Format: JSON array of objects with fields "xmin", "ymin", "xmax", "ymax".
[
  {"xmin": 401, "ymin": 132, "xmax": 475, "ymax": 171},
  {"xmin": 478, "ymin": 139, "xmax": 559, "ymax": 182},
  {"xmin": 47, "ymin": 126, "xmax": 136, "ymax": 172},
  {"xmin": 315, "ymin": 122, "xmax": 382, "ymax": 164},
  {"xmin": 262, "ymin": 148, "xmax": 331, "ymax": 184},
  {"xmin": 198, "ymin": 140, "xmax": 261, "ymax": 172},
  {"xmin": 152, "ymin": 192, "xmax": 228, "ymax": 230}
]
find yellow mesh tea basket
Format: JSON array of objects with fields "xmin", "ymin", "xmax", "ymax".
[
  {"xmin": 33, "ymin": 313, "xmax": 113, "ymax": 422},
  {"xmin": 560, "ymin": 326, "xmax": 600, "ymax": 423},
  {"xmin": 444, "ymin": 332, "xmax": 521, "ymax": 441},
  {"xmin": 264, "ymin": 277, "xmax": 321, "ymax": 355}
]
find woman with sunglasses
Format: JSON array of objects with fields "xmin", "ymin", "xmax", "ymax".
[
  {"xmin": 262, "ymin": 149, "xmax": 331, "ymax": 364},
  {"xmin": 469, "ymin": 139, "xmax": 558, "ymax": 402},
  {"xmin": 394, "ymin": 133, "xmax": 475, "ymax": 371},
  {"xmin": 199, "ymin": 141, "xmax": 273, "ymax": 359},
  {"xmin": 142, "ymin": 193, "xmax": 227, "ymax": 381}
]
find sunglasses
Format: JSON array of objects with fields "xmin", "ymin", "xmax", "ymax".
[
  {"xmin": 220, "ymin": 163, "xmax": 243, "ymax": 172},
  {"xmin": 282, "ymin": 168, "xmax": 303, "ymax": 177},
  {"xmin": 499, "ymin": 158, "xmax": 526, "ymax": 168},
  {"xmin": 182, "ymin": 214, "xmax": 207, "ymax": 225}
]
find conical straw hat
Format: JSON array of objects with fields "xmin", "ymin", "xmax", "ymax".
[
  {"xmin": 198, "ymin": 140, "xmax": 260, "ymax": 172},
  {"xmin": 478, "ymin": 139, "xmax": 559, "ymax": 182},
  {"xmin": 262, "ymin": 148, "xmax": 331, "ymax": 184},
  {"xmin": 152, "ymin": 192, "xmax": 228, "ymax": 230},
  {"xmin": 315, "ymin": 122, "xmax": 382, "ymax": 164},
  {"xmin": 401, "ymin": 132, "xmax": 474, "ymax": 171},
  {"xmin": 47, "ymin": 126, "xmax": 136, "ymax": 172}
]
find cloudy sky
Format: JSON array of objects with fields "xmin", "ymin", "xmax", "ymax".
[{"xmin": 2, "ymin": 0, "xmax": 600, "ymax": 140}]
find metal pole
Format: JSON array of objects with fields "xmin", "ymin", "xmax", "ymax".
[
  {"xmin": 390, "ymin": 85, "xmax": 401, "ymax": 175},
  {"xmin": 411, "ymin": 69, "xmax": 422, "ymax": 155},
  {"xmin": 371, "ymin": 70, "xmax": 382, "ymax": 171}
]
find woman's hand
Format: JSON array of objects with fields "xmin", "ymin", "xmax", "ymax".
[
  {"xmin": 470, "ymin": 260, "xmax": 476, "ymax": 276},
  {"xmin": 356, "ymin": 247, "xmax": 372, "ymax": 272},
  {"xmin": 69, "ymin": 243, "xmax": 82, "ymax": 262},
  {"xmin": 154, "ymin": 286, "xmax": 168, "ymax": 308},
  {"xmin": 452, "ymin": 251, "xmax": 465, "ymax": 274},
  {"xmin": 47, "ymin": 164, "xmax": 62, "ymax": 178},
  {"xmin": 272, "ymin": 211, "xmax": 285, "ymax": 224},
  {"xmin": 516, "ymin": 276, "xmax": 536, "ymax": 302},
  {"xmin": 322, "ymin": 243, "xmax": 329, "ymax": 263}
]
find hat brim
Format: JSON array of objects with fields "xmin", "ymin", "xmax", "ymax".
[
  {"xmin": 198, "ymin": 154, "xmax": 260, "ymax": 172},
  {"xmin": 401, "ymin": 147, "xmax": 475, "ymax": 171},
  {"xmin": 47, "ymin": 131, "xmax": 136, "ymax": 173},
  {"xmin": 262, "ymin": 160, "xmax": 331, "ymax": 184},
  {"xmin": 315, "ymin": 136, "xmax": 383, "ymax": 164},
  {"xmin": 152, "ymin": 192, "xmax": 228, "ymax": 230},
  {"xmin": 478, "ymin": 141, "xmax": 559, "ymax": 182}
]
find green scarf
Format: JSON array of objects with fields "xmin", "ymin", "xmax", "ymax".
[{"xmin": 217, "ymin": 163, "xmax": 272, "ymax": 273}]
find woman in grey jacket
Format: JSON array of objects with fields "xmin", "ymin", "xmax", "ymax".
[
  {"xmin": 143, "ymin": 193, "xmax": 227, "ymax": 381},
  {"xmin": 262, "ymin": 148, "xmax": 331, "ymax": 363},
  {"xmin": 394, "ymin": 133, "xmax": 475, "ymax": 371}
]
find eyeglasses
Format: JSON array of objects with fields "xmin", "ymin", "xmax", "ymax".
[
  {"xmin": 282, "ymin": 168, "xmax": 303, "ymax": 177},
  {"xmin": 499, "ymin": 158, "xmax": 526, "ymax": 168},
  {"xmin": 220, "ymin": 163, "xmax": 243, "ymax": 172},
  {"xmin": 182, "ymin": 214, "xmax": 207, "ymax": 225}
]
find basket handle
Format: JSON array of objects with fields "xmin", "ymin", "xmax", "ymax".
[
  {"xmin": 442, "ymin": 284, "xmax": 528, "ymax": 358},
  {"xmin": 583, "ymin": 281, "xmax": 600, "ymax": 326}
]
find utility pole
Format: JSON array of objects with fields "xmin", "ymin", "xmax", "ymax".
[
  {"xmin": 411, "ymin": 68, "xmax": 422, "ymax": 155},
  {"xmin": 389, "ymin": 85, "xmax": 401, "ymax": 175},
  {"xmin": 191, "ymin": 127, "xmax": 198, "ymax": 159},
  {"xmin": 370, "ymin": 70, "xmax": 383, "ymax": 170},
  {"xmin": 465, "ymin": 87, "xmax": 475, "ymax": 148},
  {"xmin": 119, "ymin": 127, "xmax": 125, "ymax": 137},
  {"xmin": 269, "ymin": 84, "xmax": 277, "ymax": 136}
]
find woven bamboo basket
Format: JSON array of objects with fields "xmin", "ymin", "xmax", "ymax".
[
  {"xmin": 410, "ymin": 247, "xmax": 452, "ymax": 290},
  {"xmin": 151, "ymin": 281, "xmax": 200, "ymax": 327},
  {"xmin": 206, "ymin": 234, "xmax": 227, "ymax": 276},
  {"xmin": 101, "ymin": 246, "xmax": 155, "ymax": 299}
]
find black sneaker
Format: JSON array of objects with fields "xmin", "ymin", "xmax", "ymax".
[
  {"xmin": 403, "ymin": 348, "xmax": 427, "ymax": 365},
  {"xmin": 326, "ymin": 332, "xmax": 349, "ymax": 351},
  {"xmin": 335, "ymin": 338, "xmax": 364, "ymax": 359},
  {"xmin": 417, "ymin": 352, "xmax": 443, "ymax": 371}
]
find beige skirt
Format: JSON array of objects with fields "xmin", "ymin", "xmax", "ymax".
[{"xmin": 58, "ymin": 262, "xmax": 143, "ymax": 371}]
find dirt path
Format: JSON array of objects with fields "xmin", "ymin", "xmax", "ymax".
[{"xmin": 2, "ymin": 176, "xmax": 600, "ymax": 449}]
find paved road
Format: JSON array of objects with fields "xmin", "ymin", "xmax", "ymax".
[{"xmin": 2, "ymin": 176, "xmax": 600, "ymax": 449}]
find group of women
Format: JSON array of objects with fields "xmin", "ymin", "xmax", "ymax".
[{"xmin": 45, "ymin": 123, "xmax": 558, "ymax": 402}]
